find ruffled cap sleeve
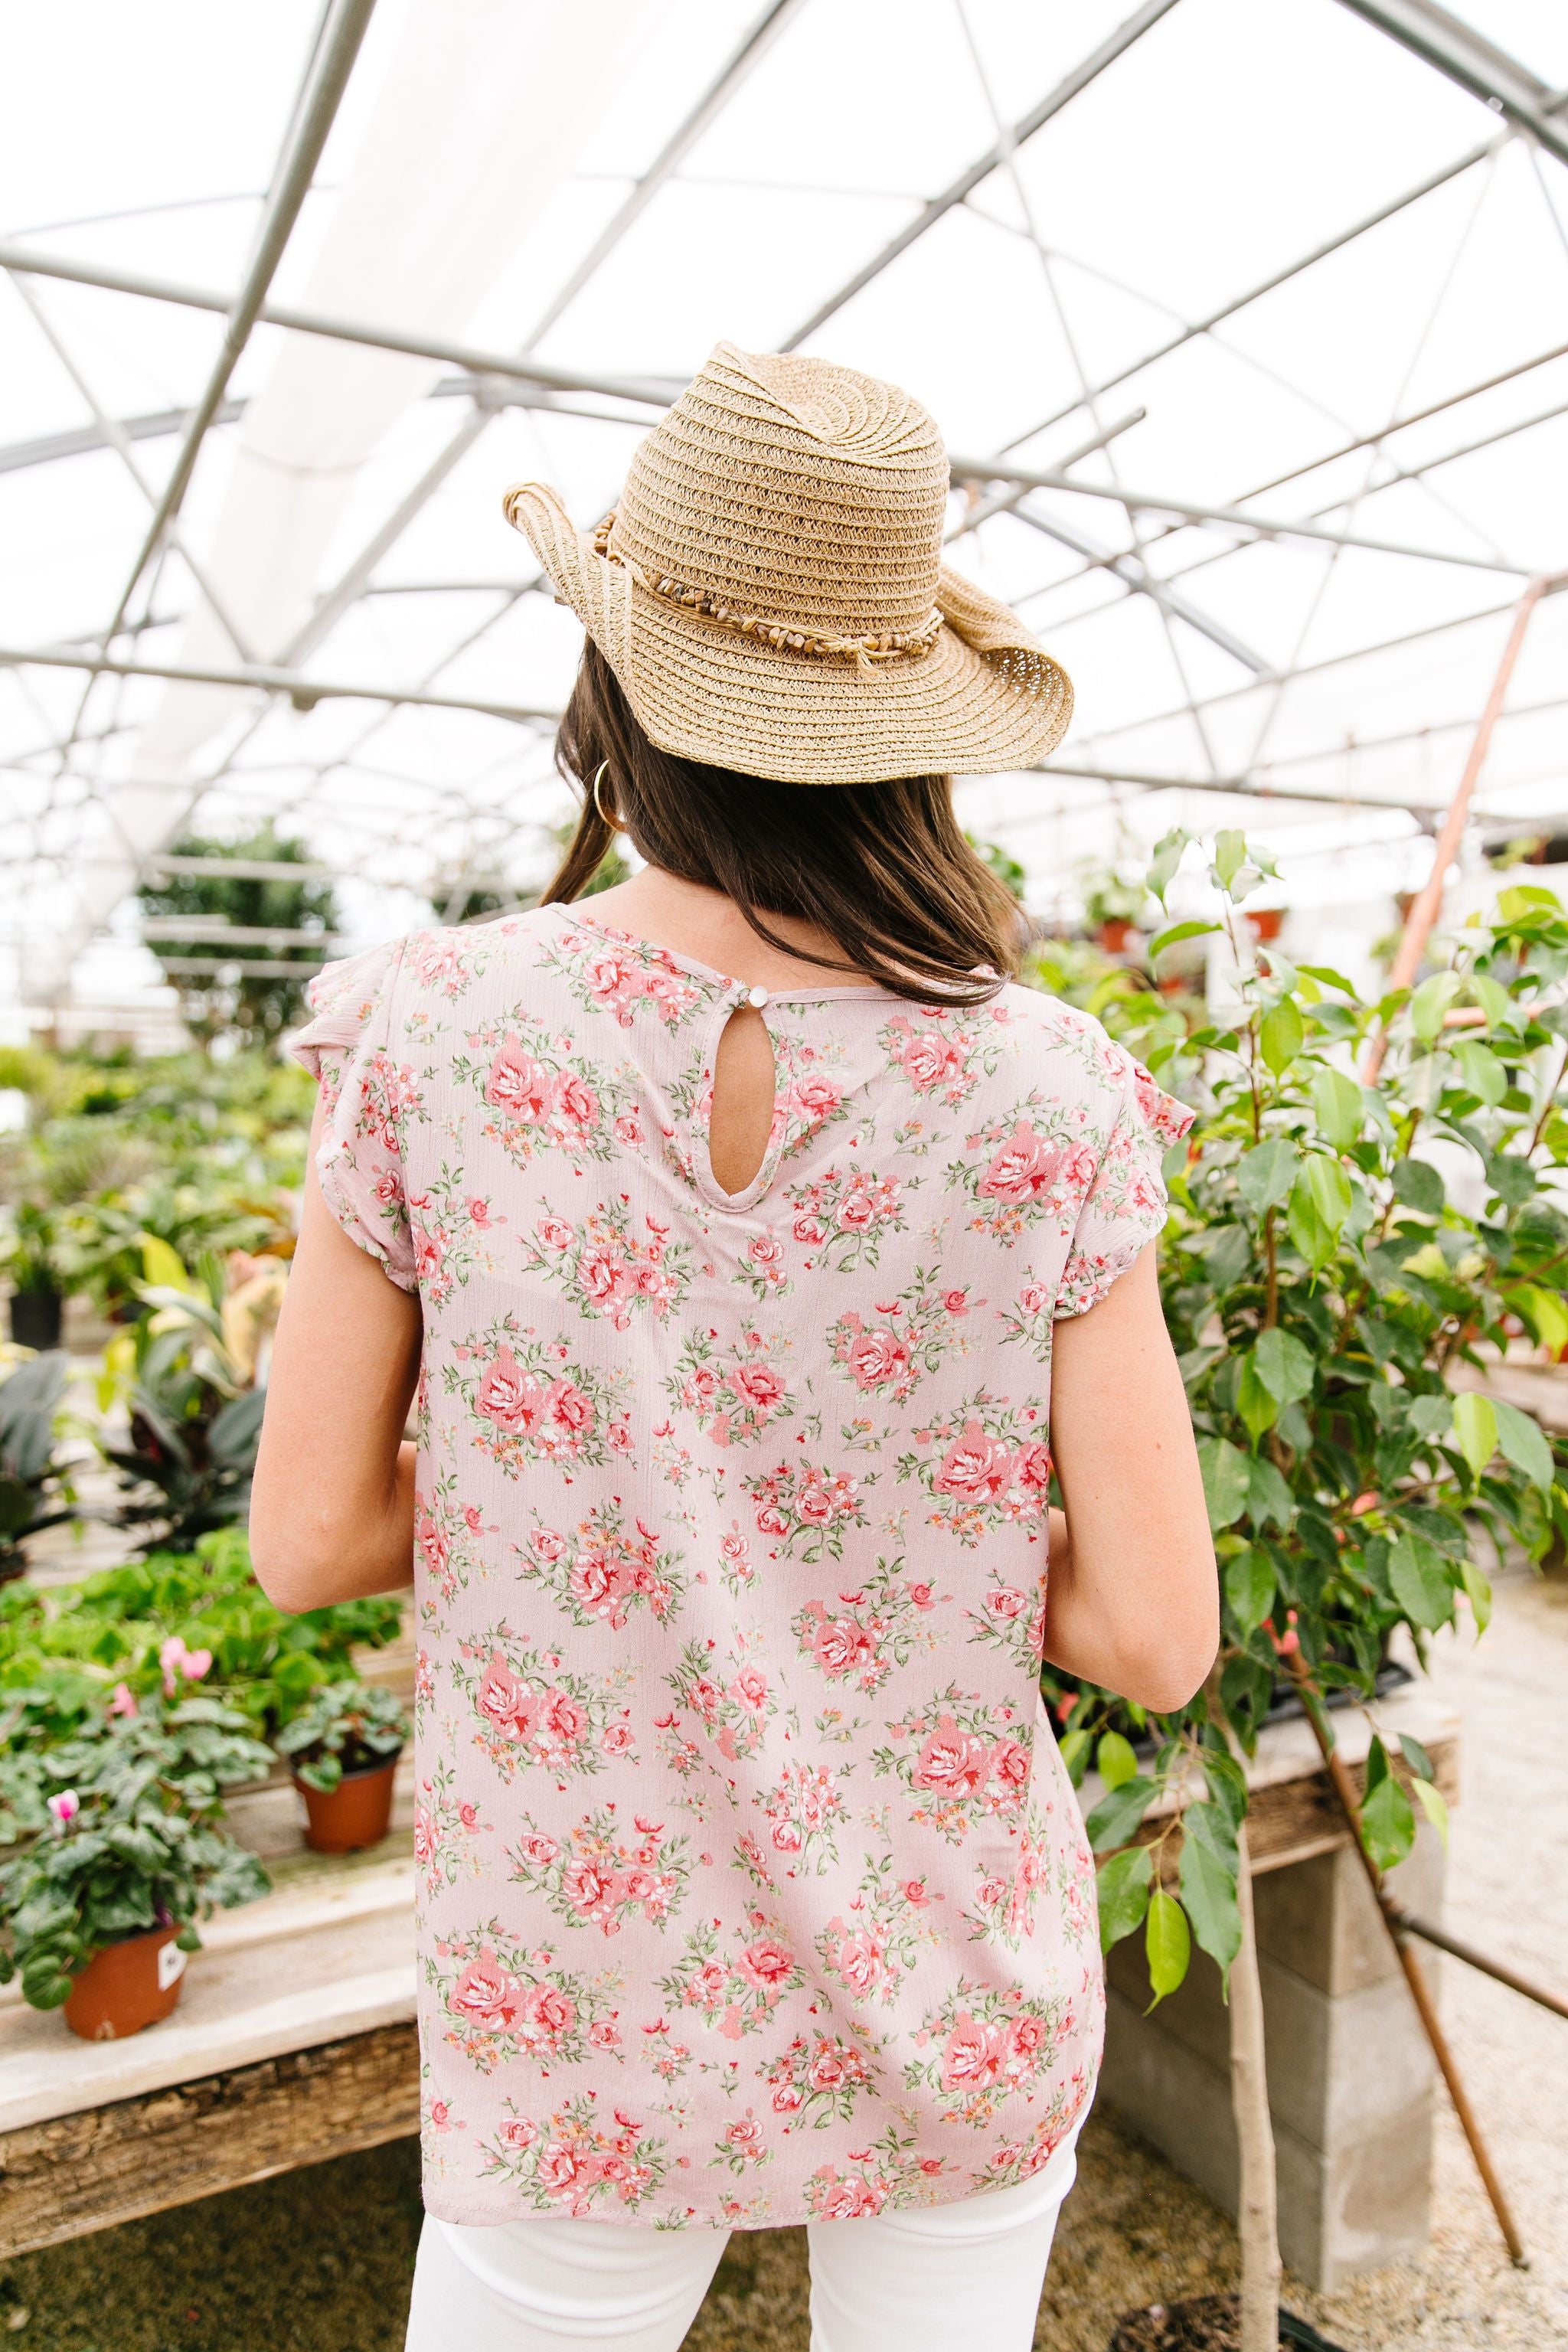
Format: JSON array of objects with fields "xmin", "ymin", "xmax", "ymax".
[
  {"xmin": 1054, "ymin": 1045, "xmax": 1194, "ymax": 1321},
  {"xmin": 289, "ymin": 939, "xmax": 418, "ymax": 1293}
]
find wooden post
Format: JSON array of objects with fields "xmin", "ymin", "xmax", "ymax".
[
  {"xmin": 1361, "ymin": 571, "xmax": 1559, "ymax": 1083},
  {"xmin": 1228, "ymin": 1814, "xmax": 1283, "ymax": 2352}
]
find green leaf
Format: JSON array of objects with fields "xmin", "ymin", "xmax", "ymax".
[
  {"xmin": 1224, "ymin": 1547, "xmax": 1276, "ymax": 1637},
  {"xmin": 1236, "ymin": 1358, "xmax": 1278, "ymax": 1444},
  {"xmin": 1288, "ymin": 1158, "xmax": 1351, "ymax": 1269},
  {"xmin": 1145, "ymin": 1888, "xmax": 1192, "ymax": 2007},
  {"xmin": 1493, "ymin": 1396, "xmax": 1553, "ymax": 1493},
  {"xmin": 1179, "ymin": 1811, "xmax": 1243, "ymax": 1991},
  {"xmin": 1410, "ymin": 971, "xmax": 1462, "ymax": 1044},
  {"xmin": 1214, "ymin": 830, "xmax": 1247, "ymax": 891},
  {"xmin": 1085, "ymin": 1775, "xmax": 1159, "ymax": 1854},
  {"xmin": 1398, "ymin": 1733, "xmax": 1435, "ymax": 1782},
  {"xmin": 1148, "ymin": 919, "xmax": 1220, "ymax": 960},
  {"xmin": 1253, "ymin": 1327, "xmax": 1315, "ymax": 1406},
  {"xmin": 1147, "ymin": 828, "xmax": 1191, "ymax": 906},
  {"xmin": 1461, "ymin": 1556, "xmax": 1493, "ymax": 1634},
  {"xmin": 1411, "ymin": 1777, "xmax": 1449, "ymax": 1846},
  {"xmin": 1096, "ymin": 1844, "xmax": 1153, "ymax": 1950},
  {"xmin": 1197, "ymin": 1436, "xmax": 1252, "ymax": 1532},
  {"xmin": 1297, "ymin": 964, "xmax": 1359, "ymax": 997},
  {"xmin": 1246, "ymin": 1454, "xmax": 1296, "ymax": 1532},
  {"xmin": 1453, "ymin": 1041, "xmax": 1507, "ymax": 1106},
  {"xmin": 1096, "ymin": 1731, "xmax": 1138, "ymax": 1792},
  {"xmin": 1393, "ymin": 1157, "xmax": 1445, "ymax": 1215},
  {"xmin": 1360, "ymin": 1769, "xmax": 1416, "ymax": 1873},
  {"xmin": 1057, "ymin": 1728, "xmax": 1090, "ymax": 1779},
  {"xmin": 1236, "ymin": 1138, "xmax": 1298, "ymax": 1217},
  {"xmin": 1259, "ymin": 996, "xmax": 1305, "ymax": 1076},
  {"xmin": 1311, "ymin": 1068, "xmax": 1364, "ymax": 1148},
  {"xmin": 1387, "ymin": 1532, "xmax": 1456, "ymax": 1631},
  {"xmin": 1451, "ymin": 1390, "xmax": 1498, "ymax": 1481},
  {"xmin": 1200, "ymin": 1747, "xmax": 1249, "ymax": 1831},
  {"xmin": 1407, "ymin": 1393, "xmax": 1452, "ymax": 1440}
]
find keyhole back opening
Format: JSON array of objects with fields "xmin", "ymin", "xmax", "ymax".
[{"xmin": 707, "ymin": 1000, "xmax": 778, "ymax": 1201}]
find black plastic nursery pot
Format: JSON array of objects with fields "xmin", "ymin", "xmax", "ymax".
[
  {"xmin": 292, "ymin": 1750, "xmax": 401, "ymax": 1853},
  {"xmin": 1108, "ymin": 2295, "xmax": 1348, "ymax": 2351},
  {"xmin": 8, "ymin": 1286, "xmax": 63, "ymax": 1351},
  {"xmin": 63, "ymin": 1922, "xmax": 188, "ymax": 2042}
]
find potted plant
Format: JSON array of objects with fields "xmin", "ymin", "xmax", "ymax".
[
  {"xmin": 2, "ymin": 1204, "xmax": 67, "ymax": 1351},
  {"xmin": 1031, "ymin": 834, "xmax": 1568, "ymax": 2350},
  {"xmin": 0, "ymin": 1688, "xmax": 273, "ymax": 2039},
  {"xmin": 0, "ymin": 1349, "xmax": 80, "ymax": 1585},
  {"xmin": 97, "ymin": 1238, "xmax": 270, "ymax": 1550},
  {"xmin": 1081, "ymin": 869, "xmax": 1152, "ymax": 955},
  {"xmin": 276, "ymin": 1681, "xmax": 408, "ymax": 1853}
]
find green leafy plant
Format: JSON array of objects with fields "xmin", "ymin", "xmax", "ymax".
[
  {"xmin": 0, "ymin": 1690, "xmax": 273, "ymax": 2009},
  {"xmin": 0, "ymin": 1351, "xmax": 80, "ymax": 1583},
  {"xmin": 96, "ymin": 1237, "xmax": 273, "ymax": 1547},
  {"xmin": 136, "ymin": 825, "xmax": 339, "ymax": 1047},
  {"xmin": 1038, "ymin": 835, "xmax": 1568, "ymax": 2000},
  {"xmin": 0, "ymin": 1527, "xmax": 403, "ymax": 1743},
  {"xmin": 275, "ymin": 1681, "xmax": 409, "ymax": 1792}
]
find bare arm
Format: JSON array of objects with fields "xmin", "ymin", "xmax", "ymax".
[
  {"xmin": 1044, "ymin": 1245, "xmax": 1217, "ymax": 1715},
  {"xmin": 250, "ymin": 1091, "xmax": 423, "ymax": 1612}
]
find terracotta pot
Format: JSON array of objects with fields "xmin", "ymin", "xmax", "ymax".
[
  {"xmin": 64, "ymin": 1922, "xmax": 187, "ymax": 2041},
  {"xmin": 293, "ymin": 1752, "xmax": 400, "ymax": 1854},
  {"xmin": 1246, "ymin": 906, "xmax": 1285, "ymax": 942},
  {"xmin": 1096, "ymin": 919, "xmax": 1133, "ymax": 953}
]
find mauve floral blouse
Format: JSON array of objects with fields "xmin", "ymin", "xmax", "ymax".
[{"xmin": 290, "ymin": 901, "xmax": 1191, "ymax": 2233}]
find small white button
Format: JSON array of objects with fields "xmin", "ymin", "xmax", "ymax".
[{"xmin": 746, "ymin": 985, "xmax": 769, "ymax": 1009}]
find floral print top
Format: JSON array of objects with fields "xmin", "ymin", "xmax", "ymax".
[{"xmin": 290, "ymin": 903, "xmax": 1191, "ymax": 2232}]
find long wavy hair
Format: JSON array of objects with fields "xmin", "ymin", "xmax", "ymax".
[{"xmin": 544, "ymin": 642, "xmax": 1024, "ymax": 1005}]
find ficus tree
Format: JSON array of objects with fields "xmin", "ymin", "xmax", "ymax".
[{"xmin": 1030, "ymin": 834, "xmax": 1567, "ymax": 2344}]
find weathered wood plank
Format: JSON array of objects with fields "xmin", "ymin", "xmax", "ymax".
[{"xmin": 0, "ymin": 2022, "xmax": 419, "ymax": 2259}]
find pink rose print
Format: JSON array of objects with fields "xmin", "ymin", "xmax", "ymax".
[{"xmin": 934, "ymin": 1422, "xmax": 1014, "ymax": 1503}]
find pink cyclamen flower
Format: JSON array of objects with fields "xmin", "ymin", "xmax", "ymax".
[
  {"xmin": 47, "ymin": 1788, "xmax": 80, "ymax": 1826},
  {"xmin": 159, "ymin": 1635, "xmax": 214, "ymax": 1696},
  {"xmin": 108, "ymin": 1681, "xmax": 137, "ymax": 1717}
]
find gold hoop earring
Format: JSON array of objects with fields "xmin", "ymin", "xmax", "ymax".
[{"xmin": 591, "ymin": 760, "xmax": 621, "ymax": 831}]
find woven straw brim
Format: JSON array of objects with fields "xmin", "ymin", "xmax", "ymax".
[{"xmin": 505, "ymin": 482, "xmax": 1073, "ymax": 786}]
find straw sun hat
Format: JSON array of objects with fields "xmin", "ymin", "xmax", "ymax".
[{"xmin": 502, "ymin": 342, "xmax": 1072, "ymax": 786}]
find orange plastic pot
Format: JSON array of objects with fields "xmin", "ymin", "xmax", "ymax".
[
  {"xmin": 293, "ymin": 1752, "xmax": 400, "ymax": 1854},
  {"xmin": 64, "ymin": 1922, "xmax": 187, "ymax": 2041},
  {"xmin": 1097, "ymin": 919, "xmax": 1133, "ymax": 954}
]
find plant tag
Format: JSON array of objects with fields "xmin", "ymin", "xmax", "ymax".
[{"xmin": 158, "ymin": 1939, "xmax": 188, "ymax": 1993}]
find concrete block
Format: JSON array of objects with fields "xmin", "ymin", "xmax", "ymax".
[
  {"xmin": 1099, "ymin": 1827, "xmax": 1443, "ymax": 2289},
  {"xmin": 1253, "ymin": 1830, "xmax": 1445, "ymax": 1999}
]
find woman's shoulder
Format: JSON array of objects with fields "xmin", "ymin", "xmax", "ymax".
[{"xmin": 987, "ymin": 979, "xmax": 1142, "ymax": 1092}]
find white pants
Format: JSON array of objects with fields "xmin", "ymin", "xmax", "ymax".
[{"xmin": 405, "ymin": 2126, "xmax": 1080, "ymax": 2352}]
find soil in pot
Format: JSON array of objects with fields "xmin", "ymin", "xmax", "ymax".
[
  {"xmin": 294, "ymin": 1753, "xmax": 400, "ymax": 1854},
  {"xmin": 64, "ymin": 1922, "xmax": 187, "ymax": 2041},
  {"xmin": 1109, "ymin": 2298, "xmax": 1345, "ymax": 2352},
  {"xmin": 8, "ymin": 1288, "xmax": 63, "ymax": 1351}
]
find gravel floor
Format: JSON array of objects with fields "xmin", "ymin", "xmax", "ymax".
[{"xmin": 3, "ymin": 1566, "xmax": 1563, "ymax": 2352}]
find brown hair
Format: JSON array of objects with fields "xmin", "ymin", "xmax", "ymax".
[{"xmin": 544, "ymin": 642, "xmax": 1024, "ymax": 1004}]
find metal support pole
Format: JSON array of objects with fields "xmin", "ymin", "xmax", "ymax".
[
  {"xmin": 1284, "ymin": 1656, "xmax": 1528, "ymax": 2265},
  {"xmin": 782, "ymin": 0, "xmax": 1182, "ymax": 349},
  {"xmin": 1361, "ymin": 570, "xmax": 1565, "ymax": 1080},
  {"xmin": 99, "ymin": 0, "xmax": 382, "ymax": 655},
  {"xmin": 1387, "ymin": 1906, "xmax": 1568, "ymax": 2024}
]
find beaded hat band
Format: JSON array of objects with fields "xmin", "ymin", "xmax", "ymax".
[
  {"xmin": 503, "ymin": 342, "xmax": 1072, "ymax": 787},
  {"xmin": 590, "ymin": 513, "xmax": 945, "ymax": 679}
]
